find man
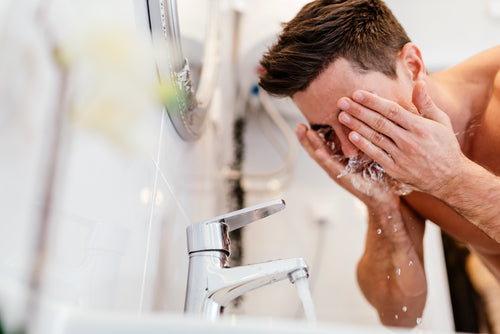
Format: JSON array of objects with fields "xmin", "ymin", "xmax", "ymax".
[{"xmin": 258, "ymin": 0, "xmax": 500, "ymax": 328}]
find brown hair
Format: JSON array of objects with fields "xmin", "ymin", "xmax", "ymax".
[{"xmin": 259, "ymin": 0, "xmax": 411, "ymax": 97}]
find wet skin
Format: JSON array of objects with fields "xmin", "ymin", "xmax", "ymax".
[{"xmin": 292, "ymin": 44, "xmax": 500, "ymax": 327}]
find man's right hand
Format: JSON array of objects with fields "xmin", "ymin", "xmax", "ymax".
[
  {"xmin": 296, "ymin": 123, "xmax": 427, "ymax": 327},
  {"xmin": 295, "ymin": 123, "xmax": 399, "ymax": 209}
]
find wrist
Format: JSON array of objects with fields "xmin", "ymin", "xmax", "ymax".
[
  {"xmin": 433, "ymin": 156, "xmax": 480, "ymax": 201},
  {"xmin": 367, "ymin": 196, "xmax": 401, "ymax": 218}
]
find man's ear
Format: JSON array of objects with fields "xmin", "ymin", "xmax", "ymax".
[{"xmin": 399, "ymin": 43, "xmax": 426, "ymax": 82}]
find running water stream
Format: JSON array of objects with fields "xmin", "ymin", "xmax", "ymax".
[{"xmin": 294, "ymin": 277, "xmax": 317, "ymax": 323}]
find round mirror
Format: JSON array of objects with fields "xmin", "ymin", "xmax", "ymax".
[{"xmin": 146, "ymin": 0, "xmax": 219, "ymax": 141}]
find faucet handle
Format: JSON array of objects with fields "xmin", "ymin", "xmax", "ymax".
[
  {"xmin": 222, "ymin": 199, "xmax": 285, "ymax": 232},
  {"xmin": 186, "ymin": 199, "xmax": 286, "ymax": 254}
]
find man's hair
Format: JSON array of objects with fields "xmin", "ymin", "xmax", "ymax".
[{"xmin": 259, "ymin": 0, "xmax": 411, "ymax": 97}]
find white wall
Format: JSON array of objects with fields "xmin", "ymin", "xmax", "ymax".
[
  {"xmin": 386, "ymin": 0, "xmax": 500, "ymax": 71},
  {"xmin": 0, "ymin": 0, "xmax": 234, "ymax": 330}
]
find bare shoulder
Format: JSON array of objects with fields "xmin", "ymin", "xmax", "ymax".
[
  {"xmin": 431, "ymin": 46, "xmax": 500, "ymax": 119},
  {"xmin": 437, "ymin": 46, "xmax": 500, "ymax": 85}
]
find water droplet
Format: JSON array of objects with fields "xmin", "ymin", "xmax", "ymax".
[
  {"xmin": 388, "ymin": 215, "xmax": 392, "ymax": 220},
  {"xmin": 395, "ymin": 268, "xmax": 401, "ymax": 276},
  {"xmin": 416, "ymin": 317, "xmax": 422, "ymax": 325},
  {"xmin": 386, "ymin": 275, "xmax": 390, "ymax": 280},
  {"xmin": 393, "ymin": 225, "xmax": 398, "ymax": 232},
  {"xmin": 394, "ymin": 314, "xmax": 399, "ymax": 320},
  {"xmin": 377, "ymin": 228, "xmax": 382, "ymax": 235},
  {"xmin": 402, "ymin": 306, "xmax": 407, "ymax": 312},
  {"xmin": 408, "ymin": 261, "xmax": 414, "ymax": 267}
]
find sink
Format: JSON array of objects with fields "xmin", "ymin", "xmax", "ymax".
[{"xmin": 50, "ymin": 309, "xmax": 431, "ymax": 334}]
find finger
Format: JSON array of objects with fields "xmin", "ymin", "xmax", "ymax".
[
  {"xmin": 338, "ymin": 99, "xmax": 405, "ymax": 147},
  {"xmin": 314, "ymin": 147, "xmax": 348, "ymax": 179},
  {"xmin": 348, "ymin": 131, "xmax": 395, "ymax": 171},
  {"xmin": 412, "ymin": 81, "xmax": 451, "ymax": 125},
  {"xmin": 296, "ymin": 124, "xmax": 346, "ymax": 181},
  {"xmin": 295, "ymin": 124, "xmax": 318, "ymax": 158},
  {"xmin": 296, "ymin": 124, "xmax": 335, "ymax": 163},
  {"xmin": 350, "ymin": 90, "xmax": 417, "ymax": 130},
  {"xmin": 306, "ymin": 128, "xmax": 328, "ymax": 149},
  {"xmin": 338, "ymin": 111, "xmax": 399, "ymax": 156}
]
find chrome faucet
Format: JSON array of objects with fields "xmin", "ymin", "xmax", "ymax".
[{"xmin": 184, "ymin": 199, "xmax": 309, "ymax": 319}]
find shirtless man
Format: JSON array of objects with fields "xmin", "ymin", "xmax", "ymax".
[{"xmin": 258, "ymin": 0, "xmax": 500, "ymax": 328}]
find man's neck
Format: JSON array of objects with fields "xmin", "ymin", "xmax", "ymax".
[{"xmin": 425, "ymin": 74, "xmax": 472, "ymax": 149}]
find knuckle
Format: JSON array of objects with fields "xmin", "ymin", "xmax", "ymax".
[
  {"xmin": 386, "ymin": 105, "xmax": 399, "ymax": 120},
  {"xmin": 406, "ymin": 141, "xmax": 421, "ymax": 156},
  {"xmin": 372, "ymin": 116, "xmax": 387, "ymax": 132},
  {"xmin": 369, "ymin": 131, "xmax": 386, "ymax": 146},
  {"xmin": 411, "ymin": 122, "xmax": 425, "ymax": 135},
  {"xmin": 398, "ymin": 134, "xmax": 413, "ymax": 148}
]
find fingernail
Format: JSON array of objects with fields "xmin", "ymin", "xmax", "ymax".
[
  {"xmin": 338, "ymin": 98, "xmax": 349, "ymax": 110},
  {"xmin": 295, "ymin": 124, "xmax": 305, "ymax": 134},
  {"xmin": 353, "ymin": 91, "xmax": 364, "ymax": 102},
  {"xmin": 339, "ymin": 112, "xmax": 351, "ymax": 122},
  {"xmin": 350, "ymin": 132, "xmax": 360, "ymax": 141},
  {"xmin": 306, "ymin": 130, "xmax": 316, "ymax": 141}
]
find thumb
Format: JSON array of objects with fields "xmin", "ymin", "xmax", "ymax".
[{"xmin": 412, "ymin": 81, "xmax": 449, "ymax": 124}]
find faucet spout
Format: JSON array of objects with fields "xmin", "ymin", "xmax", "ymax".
[
  {"xmin": 184, "ymin": 252, "xmax": 308, "ymax": 319},
  {"xmin": 210, "ymin": 258, "xmax": 309, "ymax": 307}
]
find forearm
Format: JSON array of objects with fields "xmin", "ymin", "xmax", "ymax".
[
  {"xmin": 437, "ymin": 158, "xmax": 500, "ymax": 244},
  {"xmin": 357, "ymin": 202, "xmax": 427, "ymax": 327}
]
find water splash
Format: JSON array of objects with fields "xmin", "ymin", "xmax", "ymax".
[
  {"xmin": 454, "ymin": 120, "xmax": 480, "ymax": 138},
  {"xmin": 340, "ymin": 156, "xmax": 413, "ymax": 196},
  {"xmin": 295, "ymin": 277, "xmax": 317, "ymax": 323},
  {"xmin": 313, "ymin": 125, "xmax": 413, "ymax": 196}
]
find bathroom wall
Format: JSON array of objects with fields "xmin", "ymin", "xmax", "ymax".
[
  {"xmin": 1, "ymin": 0, "xmax": 500, "ymax": 332},
  {"xmin": 0, "ymin": 0, "xmax": 237, "ymax": 329},
  {"xmin": 385, "ymin": 0, "xmax": 500, "ymax": 72}
]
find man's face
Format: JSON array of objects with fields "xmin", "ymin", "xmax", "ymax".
[
  {"xmin": 292, "ymin": 57, "xmax": 415, "ymax": 193},
  {"xmin": 293, "ymin": 57, "xmax": 413, "ymax": 159}
]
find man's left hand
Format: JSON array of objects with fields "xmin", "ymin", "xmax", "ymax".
[{"xmin": 337, "ymin": 81, "xmax": 468, "ymax": 197}]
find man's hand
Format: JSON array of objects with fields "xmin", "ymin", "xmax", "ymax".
[
  {"xmin": 295, "ymin": 123, "xmax": 398, "ymax": 209},
  {"xmin": 296, "ymin": 122, "xmax": 427, "ymax": 327},
  {"xmin": 337, "ymin": 81, "xmax": 469, "ymax": 198}
]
